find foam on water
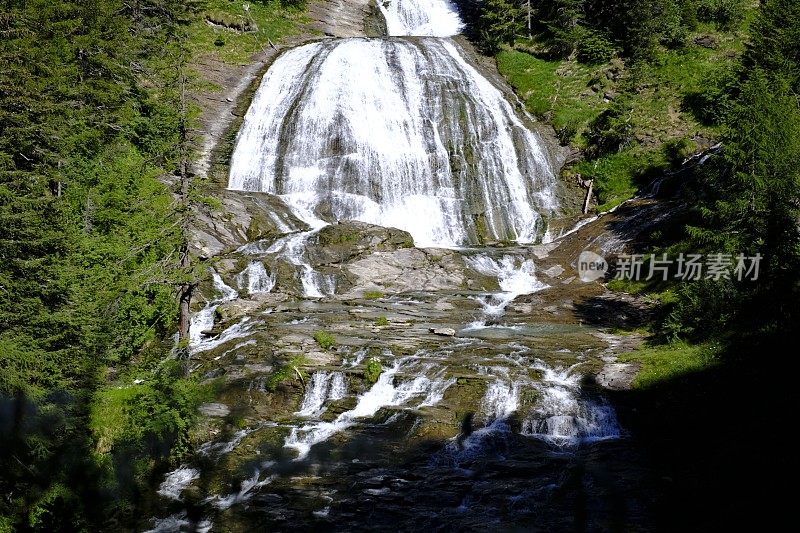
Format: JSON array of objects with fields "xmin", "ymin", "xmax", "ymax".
[
  {"xmin": 284, "ymin": 360, "xmax": 449, "ymax": 459},
  {"xmin": 379, "ymin": 0, "xmax": 464, "ymax": 37},
  {"xmin": 157, "ymin": 466, "xmax": 200, "ymax": 501},
  {"xmin": 228, "ymin": 39, "xmax": 558, "ymax": 248}
]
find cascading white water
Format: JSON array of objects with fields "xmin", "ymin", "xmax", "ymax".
[
  {"xmin": 522, "ymin": 361, "xmax": 620, "ymax": 446},
  {"xmin": 145, "ymin": 514, "xmax": 212, "ymax": 533},
  {"xmin": 280, "ymin": 231, "xmax": 335, "ymax": 297},
  {"xmin": 228, "ymin": 13, "xmax": 559, "ymax": 248},
  {"xmin": 204, "ymin": 469, "xmax": 275, "ymax": 510},
  {"xmin": 463, "ymin": 254, "xmax": 549, "ymax": 331},
  {"xmin": 157, "ymin": 465, "xmax": 200, "ymax": 501},
  {"xmin": 419, "ymin": 376, "xmax": 457, "ymax": 407},
  {"xmin": 481, "ymin": 380, "xmax": 520, "ymax": 421},
  {"xmin": 189, "ymin": 269, "xmax": 242, "ymax": 353},
  {"xmin": 296, "ymin": 371, "xmax": 348, "ymax": 417},
  {"xmin": 235, "ymin": 261, "xmax": 275, "ymax": 295},
  {"xmin": 284, "ymin": 359, "xmax": 453, "ymax": 459},
  {"xmin": 150, "ymin": 1, "xmax": 632, "ymax": 527},
  {"xmin": 447, "ymin": 361, "xmax": 620, "ymax": 463},
  {"xmin": 238, "ymin": 230, "xmax": 335, "ymax": 297},
  {"xmin": 197, "ymin": 425, "xmax": 264, "ymax": 458},
  {"xmin": 379, "ymin": 0, "xmax": 464, "ymax": 36},
  {"xmin": 445, "ymin": 374, "xmax": 520, "ymax": 460}
]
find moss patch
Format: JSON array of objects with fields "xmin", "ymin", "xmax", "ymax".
[{"xmin": 313, "ymin": 330, "xmax": 335, "ymax": 350}]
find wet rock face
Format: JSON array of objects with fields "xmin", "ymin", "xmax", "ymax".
[
  {"xmin": 337, "ymin": 248, "xmax": 470, "ymax": 295},
  {"xmin": 311, "ymin": 220, "xmax": 414, "ymax": 265},
  {"xmin": 162, "ymin": 0, "xmax": 699, "ymax": 528},
  {"xmin": 156, "ymin": 192, "xmax": 682, "ymax": 531},
  {"xmin": 198, "ymin": 403, "xmax": 231, "ymax": 417},
  {"xmin": 190, "ymin": 192, "xmax": 306, "ymax": 258},
  {"xmin": 306, "ymin": 0, "xmax": 385, "ymax": 37}
]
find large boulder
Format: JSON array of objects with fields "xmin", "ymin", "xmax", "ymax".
[
  {"xmin": 339, "ymin": 247, "xmax": 467, "ymax": 295},
  {"xmin": 310, "ymin": 220, "xmax": 414, "ymax": 266}
]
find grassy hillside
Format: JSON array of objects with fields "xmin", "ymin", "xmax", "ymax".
[{"xmin": 494, "ymin": 3, "xmax": 756, "ymax": 210}]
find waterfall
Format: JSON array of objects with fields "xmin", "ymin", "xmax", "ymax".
[
  {"xmin": 239, "ymin": 230, "xmax": 335, "ymax": 297},
  {"xmin": 463, "ymin": 254, "xmax": 549, "ymax": 332},
  {"xmin": 296, "ymin": 371, "xmax": 348, "ymax": 417},
  {"xmin": 284, "ymin": 359, "xmax": 450, "ymax": 459},
  {"xmin": 328, "ymin": 372, "xmax": 347, "ymax": 400},
  {"xmin": 157, "ymin": 466, "xmax": 200, "ymax": 501},
  {"xmin": 189, "ymin": 269, "xmax": 240, "ymax": 351},
  {"xmin": 235, "ymin": 261, "xmax": 275, "ymax": 295},
  {"xmin": 467, "ymin": 254, "xmax": 549, "ymax": 319},
  {"xmin": 445, "ymin": 375, "xmax": 520, "ymax": 461},
  {"xmin": 228, "ymin": 1, "xmax": 558, "ymax": 248},
  {"xmin": 522, "ymin": 361, "xmax": 621, "ymax": 446},
  {"xmin": 379, "ymin": 0, "xmax": 464, "ymax": 36},
  {"xmin": 204, "ymin": 470, "xmax": 275, "ymax": 510}
]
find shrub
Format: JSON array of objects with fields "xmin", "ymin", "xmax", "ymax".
[
  {"xmin": 363, "ymin": 357, "xmax": 383, "ymax": 385},
  {"xmin": 577, "ymin": 31, "xmax": 616, "ymax": 65},
  {"xmin": 682, "ymin": 64, "xmax": 738, "ymax": 125},
  {"xmin": 663, "ymin": 137, "xmax": 695, "ymax": 166},
  {"xmin": 662, "ymin": 278, "xmax": 739, "ymax": 340},
  {"xmin": 374, "ymin": 316, "xmax": 389, "ymax": 327},
  {"xmin": 697, "ymin": 0, "xmax": 745, "ymax": 30},
  {"xmin": 650, "ymin": 0, "xmax": 691, "ymax": 48},
  {"xmin": 585, "ymin": 97, "xmax": 635, "ymax": 157},
  {"xmin": 313, "ymin": 330, "xmax": 335, "ymax": 350}
]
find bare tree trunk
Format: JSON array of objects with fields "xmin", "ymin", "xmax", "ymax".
[
  {"xmin": 527, "ymin": 0, "xmax": 532, "ymax": 39},
  {"xmin": 176, "ymin": 49, "xmax": 195, "ymax": 359},
  {"xmin": 583, "ymin": 179, "xmax": 594, "ymax": 214}
]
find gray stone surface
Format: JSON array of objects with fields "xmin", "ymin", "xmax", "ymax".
[
  {"xmin": 596, "ymin": 363, "xmax": 641, "ymax": 390},
  {"xmin": 198, "ymin": 402, "xmax": 230, "ymax": 417}
]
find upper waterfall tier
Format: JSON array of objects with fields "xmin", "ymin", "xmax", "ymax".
[
  {"xmin": 228, "ymin": 38, "xmax": 558, "ymax": 248},
  {"xmin": 379, "ymin": 0, "xmax": 464, "ymax": 37}
]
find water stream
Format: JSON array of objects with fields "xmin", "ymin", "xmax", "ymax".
[
  {"xmin": 148, "ymin": 1, "xmax": 637, "ymax": 530},
  {"xmin": 228, "ymin": 11, "xmax": 557, "ymax": 248}
]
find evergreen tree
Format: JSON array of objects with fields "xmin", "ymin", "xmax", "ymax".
[{"xmin": 476, "ymin": 0, "xmax": 525, "ymax": 53}]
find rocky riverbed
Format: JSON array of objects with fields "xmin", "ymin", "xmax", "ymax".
[{"xmin": 143, "ymin": 1, "xmax": 682, "ymax": 530}]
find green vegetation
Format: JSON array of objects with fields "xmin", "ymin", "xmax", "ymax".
[
  {"xmin": 266, "ymin": 356, "xmax": 308, "ymax": 391},
  {"xmin": 0, "ymin": 0, "xmax": 307, "ymax": 529},
  {"xmin": 375, "ymin": 316, "xmax": 390, "ymax": 327},
  {"xmin": 187, "ymin": 0, "xmax": 306, "ymax": 65},
  {"xmin": 618, "ymin": 342, "xmax": 720, "ymax": 388},
  {"xmin": 484, "ymin": 0, "xmax": 798, "ymax": 384},
  {"xmin": 0, "ymin": 0, "xmax": 201, "ymax": 527},
  {"xmin": 363, "ymin": 357, "xmax": 384, "ymax": 385},
  {"xmin": 485, "ymin": 0, "xmax": 799, "ymax": 349},
  {"xmin": 486, "ymin": 0, "xmax": 754, "ymax": 210},
  {"xmin": 313, "ymin": 330, "xmax": 336, "ymax": 350},
  {"xmin": 363, "ymin": 290, "xmax": 385, "ymax": 300},
  {"xmin": 1, "ymin": 0, "xmax": 797, "ymax": 527},
  {"xmin": 495, "ymin": 49, "xmax": 606, "ymax": 141}
]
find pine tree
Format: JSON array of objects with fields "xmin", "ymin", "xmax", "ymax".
[{"xmin": 477, "ymin": 0, "xmax": 525, "ymax": 53}]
